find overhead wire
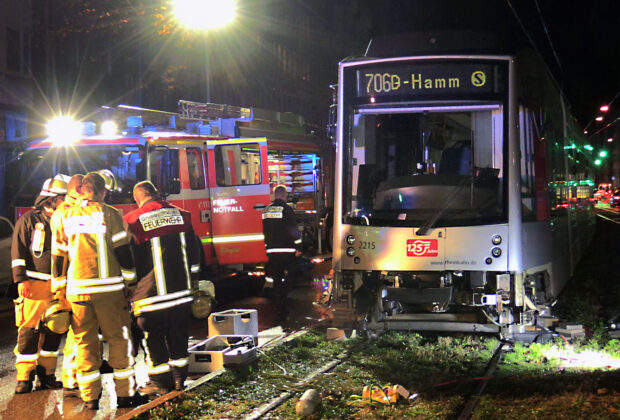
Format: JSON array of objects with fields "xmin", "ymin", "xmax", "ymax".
[
  {"xmin": 534, "ymin": 0, "xmax": 563, "ymax": 77},
  {"xmin": 505, "ymin": 0, "xmax": 568, "ymax": 106}
]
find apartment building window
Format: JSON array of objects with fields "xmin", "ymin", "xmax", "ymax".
[{"xmin": 6, "ymin": 28, "xmax": 30, "ymax": 74}]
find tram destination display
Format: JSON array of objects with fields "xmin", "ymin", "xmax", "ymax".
[{"xmin": 355, "ymin": 61, "xmax": 505, "ymax": 99}]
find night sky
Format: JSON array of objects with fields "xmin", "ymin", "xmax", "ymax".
[{"xmin": 362, "ymin": 0, "xmax": 620, "ymax": 129}]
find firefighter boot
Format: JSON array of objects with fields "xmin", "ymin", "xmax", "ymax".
[
  {"xmin": 35, "ymin": 365, "xmax": 62, "ymax": 390},
  {"xmin": 14, "ymin": 371, "xmax": 35, "ymax": 394},
  {"xmin": 171, "ymin": 365, "xmax": 189, "ymax": 391},
  {"xmin": 117, "ymin": 393, "xmax": 149, "ymax": 408},
  {"xmin": 140, "ymin": 371, "xmax": 173, "ymax": 399},
  {"xmin": 84, "ymin": 392, "xmax": 101, "ymax": 411}
]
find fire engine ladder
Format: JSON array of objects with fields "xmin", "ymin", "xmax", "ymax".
[{"xmin": 97, "ymin": 100, "xmax": 252, "ymax": 133}]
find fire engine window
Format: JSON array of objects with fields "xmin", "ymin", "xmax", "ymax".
[
  {"xmin": 149, "ymin": 148, "xmax": 180, "ymax": 194},
  {"xmin": 214, "ymin": 144, "xmax": 261, "ymax": 186},
  {"xmin": 186, "ymin": 148, "xmax": 205, "ymax": 190}
]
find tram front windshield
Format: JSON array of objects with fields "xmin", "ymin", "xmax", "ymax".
[
  {"xmin": 11, "ymin": 145, "xmax": 144, "ymax": 207},
  {"xmin": 345, "ymin": 107, "xmax": 505, "ymax": 227}
]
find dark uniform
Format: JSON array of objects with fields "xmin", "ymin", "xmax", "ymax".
[
  {"xmin": 262, "ymin": 197, "xmax": 301, "ymax": 315},
  {"xmin": 11, "ymin": 186, "xmax": 66, "ymax": 392},
  {"xmin": 123, "ymin": 199, "xmax": 200, "ymax": 391}
]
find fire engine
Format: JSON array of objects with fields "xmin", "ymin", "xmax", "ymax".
[{"xmin": 9, "ymin": 100, "xmax": 329, "ymax": 279}]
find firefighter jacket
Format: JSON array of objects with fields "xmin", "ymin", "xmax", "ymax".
[
  {"xmin": 262, "ymin": 198, "xmax": 301, "ymax": 254},
  {"xmin": 11, "ymin": 196, "xmax": 55, "ymax": 285},
  {"xmin": 51, "ymin": 199, "xmax": 136, "ymax": 300},
  {"xmin": 123, "ymin": 199, "xmax": 200, "ymax": 316}
]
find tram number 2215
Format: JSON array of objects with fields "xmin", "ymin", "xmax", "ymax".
[{"xmin": 365, "ymin": 73, "xmax": 401, "ymax": 94}]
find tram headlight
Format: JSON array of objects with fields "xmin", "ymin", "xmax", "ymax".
[
  {"xmin": 346, "ymin": 247, "xmax": 356, "ymax": 257},
  {"xmin": 491, "ymin": 235, "xmax": 502, "ymax": 245},
  {"xmin": 491, "ymin": 247, "xmax": 502, "ymax": 258},
  {"xmin": 346, "ymin": 235, "xmax": 356, "ymax": 245}
]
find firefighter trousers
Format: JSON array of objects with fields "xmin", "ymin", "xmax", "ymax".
[
  {"xmin": 136, "ymin": 303, "xmax": 191, "ymax": 388},
  {"xmin": 62, "ymin": 329, "xmax": 106, "ymax": 389},
  {"xmin": 266, "ymin": 252, "xmax": 296, "ymax": 315},
  {"xmin": 69, "ymin": 291, "xmax": 136, "ymax": 402},
  {"xmin": 14, "ymin": 281, "xmax": 62, "ymax": 381}
]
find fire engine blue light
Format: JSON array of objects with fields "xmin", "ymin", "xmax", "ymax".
[{"xmin": 127, "ymin": 116, "xmax": 142, "ymax": 128}]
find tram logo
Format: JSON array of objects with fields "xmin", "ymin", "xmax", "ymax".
[
  {"xmin": 471, "ymin": 71, "xmax": 486, "ymax": 87},
  {"xmin": 406, "ymin": 239, "xmax": 439, "ymax": 257}
]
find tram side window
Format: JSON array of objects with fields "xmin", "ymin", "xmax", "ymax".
[
  {"xmin": 148, "ymin": 148, "xmax": 180, "ymax": 194},
  {"xmin": 186, "ymin": 147, "xmax": 205, "ymax": 190},
  {"xmin": 519, "ymin": 107, "xmax": 537, "ymax": 221},
  {"xmin": 214, "ymin": 144, "xmax": 261, "ymax": 186}
]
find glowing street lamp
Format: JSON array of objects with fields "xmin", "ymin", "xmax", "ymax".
[
  {"xmin": 172, "ymin": 0, "xmax": 237, "ymax": 102},
  {"xmin": 599, "ymin": 150, "xmax": 608, "ymax": 158},
  {"xmin": 608, "ymin": 138, "xmax": 614, "ymax": 143},
  {"xmin": 600, "ymin": 105, "xmax": 609, "ymax": 112},
  {"xmin": 595, "ymin": 116, "xmax": 604, "ymax": 122}
]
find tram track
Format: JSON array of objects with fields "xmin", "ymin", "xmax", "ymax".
[
  {"xmin": 117, "ymin": 327, "xmax": 318, "ymax": 420},
  {"xmin": 456, "ymin": 340, "xmax": 509, "ymax": 420},
  {"xmin": 596, "ymin": 207, "xmax": 620, "ymax": 225}
]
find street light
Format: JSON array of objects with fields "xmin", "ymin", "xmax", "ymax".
[
  {"xmin": 600, "ymin": 105, "xmax": 609, "ymax": 112},
  {"xmin": 595, "ymin": 116, "xmax": 604, "ymax": 122},
  {"xmin": 172, "ymin": 0, "xmax": 237, "ymax": 102}
]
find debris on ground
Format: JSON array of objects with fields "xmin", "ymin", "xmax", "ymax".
[
  {"xmin": 356, "ymin": 384, "xmax": 412, "ymax": 405},
  {"xmin": 296, "ymin": 388, "xmax": 321, "ymax": 417},
  {"xmin": 555, "ymin": 322, "xmax": 586, "ymax": 340},
  {"xmin": 326, "ymin": 328, "xmax": 346, "ymax": 341}
]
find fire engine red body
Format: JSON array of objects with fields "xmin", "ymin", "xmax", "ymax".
[{"xmin": 14, "ymin": 101, "xmax": 328, "ymax": 275}]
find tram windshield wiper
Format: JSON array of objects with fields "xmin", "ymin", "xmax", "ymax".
[{"xmin": 415, "ymin": 175, "xmax": 473, "ymax": 236}]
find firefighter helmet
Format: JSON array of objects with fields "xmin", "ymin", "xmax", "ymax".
[
  {"xmin": 191, "ymin": 291, "xmax": 213, "ymax": 319},
  {"xmin": 98, "ymin": 169, "xmax": 117, "ymax": 192},
  {"xmin": 42, "ymin": 299, "xmax": 72, "ymax": 334},
  {"xmin": 40, "ymin": 174, "xmax": 69, "ymax": 197}
]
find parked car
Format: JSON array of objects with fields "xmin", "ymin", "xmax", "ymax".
[
  {"xmin": 611, "ymin": 189, "xmax": 620, "ymax": 208},
  {"xmin": 0, "ymin": 216, "xmax": 14, "ymax": 288}
]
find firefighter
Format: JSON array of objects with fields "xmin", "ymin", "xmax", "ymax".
[
  {"xmin": 123, "ymin": 181, "xmax": 200, "ymax": 396},
  {"xmin": 11, "ymin": 174, "xmax": 69, "ymax": 394},
  {"xmin": 50, "ymin": 174, "xmax": 83, "ymax": 397},
  {"xmin": 262, "ymin": 185, "xmax": 301, "ymax": 319},
  {"xmin": 51, "ymin": 172, "xmax": 148, "ymax": 410}
]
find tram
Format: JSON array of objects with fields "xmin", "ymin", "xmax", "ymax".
[{"xmin": 331, "ymin": 33, "xmax": 596, "ymax": 340}]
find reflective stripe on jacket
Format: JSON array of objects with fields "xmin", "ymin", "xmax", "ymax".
[
  {"xmin": 123, "ymin": 200, "xmax": 200, "ymax": 315},
  {"xmin": 262, "ymin": 199, "xmax": 301, "ymax": 253},
  {"xmin": 51, "ymin": 199, "xmax": 128, "ymax": 298},
  {"xmin": 11, "ymin": 205, "xmax": 53, "ymax": 284}
]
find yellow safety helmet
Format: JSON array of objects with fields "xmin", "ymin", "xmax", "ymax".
[
  {"xmin": 98, "ymin": 169, "xmax": 117, "ymax": 192},
  {"xmin": 40, "ymin": 174, "xmax": 69, "ymax": 197},
  {"xmin": 191, "ymin": 291, "xmax": 214, "ymax": 319},
  {"xmin": 42, "ymin": 299, "xmax": 72, "ymax": 334}
]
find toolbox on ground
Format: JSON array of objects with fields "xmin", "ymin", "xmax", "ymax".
[
  {"xmin": 208, "ymin": 309, "xmax": 258, "ymax": 342},
  {"xmin": 188, "ymin": 335, "xmax": 257, "ymax": 373}
]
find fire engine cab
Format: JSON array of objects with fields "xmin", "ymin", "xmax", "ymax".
[{"xmin": 10, "ymin": 100, "xmax": 329, "ymax": 278}]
